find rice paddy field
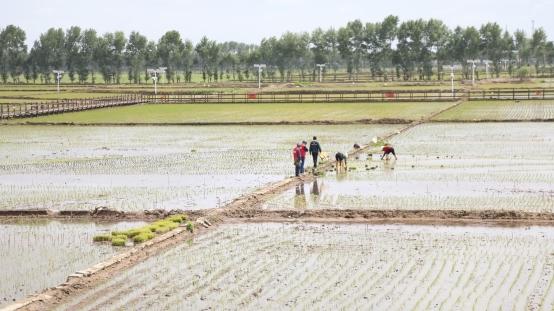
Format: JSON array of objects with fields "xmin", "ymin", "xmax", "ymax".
[
  {"xmin": 0, "ymin": 219, "xmax": 144, "ymax": 306},
  {"xmin": 434, "ymin": 100, "xmax": 554, "ymax": 121},
  {"xmin": 2, "ymin": 87, "xmax": 554, "ymax": 310},
  {"xmin": 57, "ymin": 222, "xmax": 554, "ymax": 310},
  {"xmin": 5, "ymin": 102, "xmax": 451, "ymax": 124},
  {"xmin": 0, "ymin": 124, "xmax": 402, "ymax": 211},
  {"xmin": 263, "ymin": 122, "xmax": 554, "ymax": 212}
]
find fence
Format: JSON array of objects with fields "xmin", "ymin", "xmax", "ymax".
[
  {"xmin": 467, "ymin": 88, "xmax": 554, "ymax": 100},
  {"xmin": 2, "ymin": 89, "xmax": 554, "ymax": 120},
  {"xmin": 0, "ymin": 94, "xmax": 145, "ymax": 119},
  {"xmin": 145, "ymin": 89, "xmax": 462, "ymax": 104}
]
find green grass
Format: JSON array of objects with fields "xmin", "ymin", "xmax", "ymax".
[
  {"xmin": 186, "ymin": 222, "xmax": 195, "ymax": 233},
  {"xmin": 433, "ymin": 100, "xmax": 554, "ymax": 121},
  {"xmin": 13, "ymin": 102, "xmax": 452, "ymax": 124}
]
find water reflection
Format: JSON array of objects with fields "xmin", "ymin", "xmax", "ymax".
[
  {"xmin": 310, "ymin": 179, "xmax": 323, "ymax": 206},
  {"xmin": 293, "ymin": 183, "xmax": 306, "ymax": 209},
  {"xmin": 382, "ymin": 158, "xmax": 396, "ymax": 175},
  {"xmin": 291, "ymin": 179, "xmax": 327, "ymax": 209},
  {"xmin": 311, "ymin": 179, "xmax": 321, "ymax": 196}
]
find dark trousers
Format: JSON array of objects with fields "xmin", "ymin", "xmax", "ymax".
[
  {"xmin": 312, "ymin": 153, "xmax": 319, "ymax": 167},
  {"xmin": 295, "ymin": 162, "xmax": 301, "ymax": 176}
]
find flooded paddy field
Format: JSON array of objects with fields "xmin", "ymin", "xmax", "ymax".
[
  {"xmin": 0, "ymin": 219, "xmax": 144, "ymax": 306},
  {"xmin": 263, "ymin": 123, "xmax": 554, "ymax": 212},
  {"xmin": 434, "ymin": 100, "xmax": 554, "ymax": 121},
  {"xmin": 57, "ymin": 222, "xmax": 554, "ymax": 310},
  {"xmin": 0, "ymin": 125, "xmax": 402, "ymax": 211}
]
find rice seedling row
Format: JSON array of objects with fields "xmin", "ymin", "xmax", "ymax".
[
  {"xmin": 434, "ymin": 100, "xmax": 554, "ymax": 121},
  {"xmin": 0, "ymin": 219, "xmax": 145, "ymax": 307},
  {"xmin": 0, "ymin": 125, "xmax": 401, "ymax": 211},
  {"xmin": 263, "ymin": 123, "xmax": 554, "ymax": 212},
  {"xmin": 56, "ymin": 223, "xmax": 554, "ymax": 310}
]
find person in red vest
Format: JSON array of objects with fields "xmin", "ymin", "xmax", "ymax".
[
  {"xmin": 299, "ymin": 141, "xmax": 308, "ymax": 174},
  {"xmin": 381, "ymin": 143, "xmax": 397, "ymax": 160},
  {"xmin": 292, "ymin": 143, "xmax": 302, "ymax": 177}
]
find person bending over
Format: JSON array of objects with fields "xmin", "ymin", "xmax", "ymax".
[
  {"xmin": 381, "ymin": 144, "xmax": 397, "ymax": 160},
  {"xmin": 335, "ymin": 152, "xmax": 347, "ymax": 172}
]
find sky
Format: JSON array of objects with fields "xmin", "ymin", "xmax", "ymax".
[{"xmin": 1, "ymin": 0, "xmax": 552, "ymax": 46}]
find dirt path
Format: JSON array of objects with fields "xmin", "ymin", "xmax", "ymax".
[
  {"xmin": 4, "ymin": 119, "xmax": 413, "ymax": 126},
  {"xmin": 223, "ymin": 209, "xmax": 554, "ymax": 226},
  {"xmin": 3, "ymin": 99, "xmax": 477, "ymax": 311}
]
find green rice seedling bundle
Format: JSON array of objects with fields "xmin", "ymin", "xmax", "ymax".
[{"xmin": 93, "ymin": 214, "xmax": 189, "ymax": 246}]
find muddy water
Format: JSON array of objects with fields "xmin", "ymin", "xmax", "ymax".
[
  {"xmin": 263, "ymin": 123, "xmax": 554, "ymax": 212},
  {"xmin": 58, "ymin": 222, "xmax": 554, "ymax": 310},
  {"xmin": 0, "ymin": 125, "xmax": 402, "ymax": 211},
  {"xmin": 0, "ymin": 219, "xmax": 144, "ymax": 306}
]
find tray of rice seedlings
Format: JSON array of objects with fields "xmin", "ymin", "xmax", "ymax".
[{"xmin": 93, "ymin": 214, "xmax": 192, "ymax": 246}]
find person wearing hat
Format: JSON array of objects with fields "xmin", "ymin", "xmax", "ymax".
[
  {"xmin": 292, "ymin": 142, "xmax": 303, "ymax": 177},
  {"xmin": 309, "ymin": 136, "xmax": 322, "ymax": 168}
]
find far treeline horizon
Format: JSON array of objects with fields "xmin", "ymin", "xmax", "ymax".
[{"xmin": 0, "ymin": 15, "xmax": 553, "ymax": 85}]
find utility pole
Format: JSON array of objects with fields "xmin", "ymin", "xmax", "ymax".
[
  {"xmin": 466, "ymin": 60, "xmax": 478, "ymax": 86},
  {"xmin": 52, "ymin": 70, "xmax": 64, "ymax": 93},
  {"xmin": 483, "ymin": 60, "xmax": 491, "ymax": 78},
  {"xmin": 316, "ymin": 64, "xmax": 326, "ymax": 83},
  {"xmin": 450, "ymin": 65, "xmax": 455, "ymax": 98},
  {"xmin": 254, "ymin": 64, "xmax": 266, "ymax": 89},
  {"xmin": 147, "ymin": 67, "xmax": 167, "ymax": 95}
]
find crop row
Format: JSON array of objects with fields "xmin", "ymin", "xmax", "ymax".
[
  {"xmin": 0, "ymin": 220, "xmax": 143, "ymax": 306},
  {"xmin": 57, "ymin": 223, "xmax": 554, "ymax": 310}
]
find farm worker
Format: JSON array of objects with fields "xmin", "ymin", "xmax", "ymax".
[
  {"xmin": 335, "ymin": 152, "xmax": 347, "ymax": 172},
  {"xmin": 292, "ymin": 143, "xmax": 302, "ymax": 177},
  {"xmin": 309, "ymin": 136, "xmax": 322, "ymax": 168},
  {"xmin": 381, "ymin": 143, "xmax": 397, "ymax": 160},
  {"xmin": 300, "ymin": 141, "xmax": 308, "ymax": 174}
]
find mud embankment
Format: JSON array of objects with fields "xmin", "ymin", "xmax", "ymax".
[{"xmin": 223, "ymin": 209, "xmax": 554, "ymax": 226}]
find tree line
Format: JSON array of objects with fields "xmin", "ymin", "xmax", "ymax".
[{"xmin": 0, "ymin": 16, "xmax": 553, "ymax": 84}]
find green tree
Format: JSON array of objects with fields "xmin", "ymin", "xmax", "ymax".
[
  {"xmin": 480, "ymin": 23, "xmax": 504, "ymax": 77},
  {"xmin": 76, "ymin": 29, "xmax": 97, "ymax": 83},
  {"xmin": 65, "ymin": 26, "xmax": 81, "ymax": 83},
  {"xmin": 514, "ymin": 30, "xmax": 530, "ymax": 67},
  {"xmin": 530, "ymin": 28, "xmax": 547, "ymax": 73},
  {"xmin": 396, "ymin": 19, "xmax": 427, "ymax": 80},
  {"xmin": 33, "ymin": 28, "xmax": 65, "ymax": 83},
  {"xmin": 158, "ymin": 30, "xmax": 184, "ymax": 83},
  {"xmin": 0, "ymin": 25, "xmax": 27, "ymax": 83},
  {"xmin": 125, "ymin": 31, "xmax": 147, "ymax": 84},
  {"xmin": 425, "ymin": 19, "xmax": 450, "ymax": 80}
]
